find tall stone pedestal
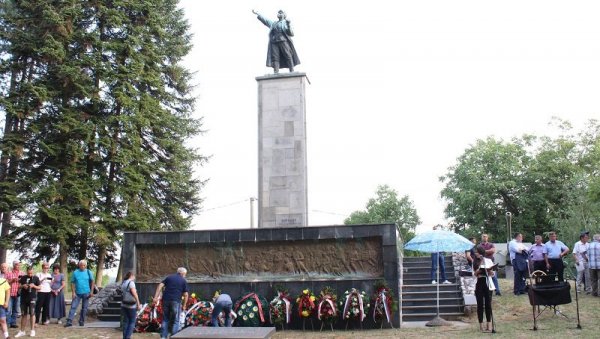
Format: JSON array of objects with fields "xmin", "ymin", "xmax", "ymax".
[{"xmin": 256, "ymin": 73, "xmax": 308, "ymax": 228}]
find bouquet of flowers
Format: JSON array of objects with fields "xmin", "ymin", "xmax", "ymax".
[
  {"xmin": 135, "ymin": 299, "xmax": 163, "ymax": 333},
  {"xmin": 340, "ymin": 288, "xmax": 370, "ymax": 321},
  {"xmin": 270, "ymin": 289, "xmax": 292, "ymax": 325},
  {"xmin": 372, "ymin": 281, "xmax": 394, "ymax": 324},
  {"xmin": 317, "ymin": 286, "xmax": 337, "ymax": 324},
  {"xmin": 295, "ymin": 288, "xmax": 316, "ymax": 318},
  {"xmin": 233, "ymin": 292, "xmax": 268, "ymax": 327}
]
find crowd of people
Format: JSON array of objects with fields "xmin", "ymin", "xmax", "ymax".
[
  {"xmin": 508, "ymin": 230, "xmax": 600, "ymax": 295},
  {"xmin": 462, "ymin": 230, "xmax": 600, "ymax": 333},
  {"xmin": 0, "ymin": 259, "xmax": 98, "ymax": 339}
]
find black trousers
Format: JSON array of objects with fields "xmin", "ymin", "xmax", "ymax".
[
  {"xmin": 35, "ymin": 292, "xmax": 51, "ymax": 323},
  {"xmin": 548, "ymin": 258, "xmax": 565, "ymax": 282},
  {"xmin": 475, "ymin": 277, "xmax": 492, "ymax": 323},
  {"xmin": 532, "ymin": 260, "xmax": 546, "ymax": 273}
]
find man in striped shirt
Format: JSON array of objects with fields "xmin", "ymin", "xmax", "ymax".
[
  {"xmin": 5, "ymin": 261, "xmax": 23, "ymax": 329},
  {"xmin": 588, "ymin": 234, "xmax": 600, "ymax": 297}
]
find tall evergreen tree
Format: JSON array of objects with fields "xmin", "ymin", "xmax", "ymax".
[{"xmin": 0, "ymin": 0, "xmax": 205, "ymax": 279}]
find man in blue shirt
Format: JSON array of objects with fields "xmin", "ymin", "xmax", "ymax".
[
  {"xmin": 64, "ymin": 260, "xmax": 95, "ymax": 327},
  {"xmin": 544, "ymin": 232, "xmax": 570, "ymax": 282},
  {"xmin": 153, "ymin": 267, "xmax": 189, "ymax": 339}
]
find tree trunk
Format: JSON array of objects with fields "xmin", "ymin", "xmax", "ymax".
[
  {"xmin": 59, "ymin": 243, "xmax": 68, "ymax": 273},
  {"xmin": 115, "ymin": 250, "xmax": 123, "ymax": 282},
  {"xmin": 0, "ymin": 67, "xmax": 20, "ymax": 263},
  {"xmin": 95, "ymin": 245, "xmax": 106, "ymax": 287}
]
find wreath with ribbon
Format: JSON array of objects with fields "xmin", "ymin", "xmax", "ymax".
[
  {"xmin": 372, "ymin": 282, "xmax": 394, "ymax": 324},
  {"xmin": 184, "ymin": 300, "xmax": 213, "ymax": 327},
  {"xmin": 317, "ymin": 286, "xmax": 337, "ymax": 324},
  {"xmin": 135, "ymin": 299, "xmax": 163, "ymax": 333},
  {"xmin": 270, "ymin": 290, "xmax": 292, "ymax": 325},
  {"xmin": 296, "ymin": 288, "xmax": 316, "ymax": 318},
  {"xmin": 340, "ymin": 288, "xmax": 370, "ymax": 321},
  {"xmin": 233, "ymin": 292, "xmax": 268, "ymax": 327}
]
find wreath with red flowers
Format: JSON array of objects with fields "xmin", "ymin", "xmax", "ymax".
[
  {"xmin": 135, "ymin": 299, "xmax": 163, "ymax": 333},
  {"xmin": 372, "ymin": 281, "xmax": 395, "ymax": 324},
  {"xmin": 317, "ymin": 286, "xmax": 337, "ymax": 325},
  {"xmin": 270, "ymin": 289, "xmax": 292, "ymax": 325},
  {"xmin": 295, "ymin": 288, "xmax": 316, "ymax": 319}
]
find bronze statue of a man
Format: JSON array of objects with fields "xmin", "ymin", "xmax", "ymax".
[{"xmin": 252, "ymin": 9, "xmax": 300, "ymax": 74}]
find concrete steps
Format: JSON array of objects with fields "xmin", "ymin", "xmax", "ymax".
[
  {"xmin": 97, "ymin": 294, "xmax": 122, "ymax": 322},
  {"xmin": 401, "ymin": 256, "xmax": 464, "ymax": 322}
]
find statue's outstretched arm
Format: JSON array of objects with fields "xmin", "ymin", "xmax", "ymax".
[{"xmin": 254, "ymin": 11, "xmax": 273, "ymax": 28}]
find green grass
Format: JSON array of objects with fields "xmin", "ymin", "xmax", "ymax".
[{"xmin": 270, "ymin": 278, "xmax": 598, "ymax": 338}]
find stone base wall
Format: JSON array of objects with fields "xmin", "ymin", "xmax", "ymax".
[{"xmin": 123, "ymin": 224, "xmax": 402, "ymax": 328}]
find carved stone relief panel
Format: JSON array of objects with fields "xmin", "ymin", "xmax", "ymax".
[{"xmin": 136, "ymin": 237, "xmax": 383, "ymax": 282}]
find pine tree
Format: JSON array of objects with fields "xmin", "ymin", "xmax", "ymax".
[{"xmin": 1, "ymin": 0, "xmax": 205, "ymax": 278}]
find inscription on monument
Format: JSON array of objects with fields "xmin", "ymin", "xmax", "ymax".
[{"xmin": 136, "ymin": 238, "xmax": 383, "ymax": 282}]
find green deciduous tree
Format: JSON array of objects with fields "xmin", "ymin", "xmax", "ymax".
[
  {"xmin": 345, "ymin": 185, "xmax": 420, "ymax": 243},
  {"xmin": 440, "ymin": 119, "xmax": 600, "ymax": 245}
]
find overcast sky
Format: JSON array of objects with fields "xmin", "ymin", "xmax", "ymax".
[{"xmin": 180, "ymin": 0, "xmax": 600, "ymax": 234}]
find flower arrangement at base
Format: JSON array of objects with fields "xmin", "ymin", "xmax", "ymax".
[
  {"xmin": 135, "ymin": 299, "xmax": 163, "ymax": 333},
  {"xmin": 270, "ymin": 288, "xmax": 292, "ymax": 325},
  {"xmin": 296, "ymin": 288, "xmax": 316, "ymax": 319},
  {"xmin": 184, "ymin": 300, "xmax": 213, "ymax": 327},
  {"xmin": 372, "ymin": 281, "xmax": 395, "ymax": 324},
  {"xmin": 317, "ymin": 286, "xmax": 337, "ymax": 325},
  {"xmin": 339, "ymin": 288, "xmax": 369, "ymax": 321},
  {"xmin": 233, "ymin": 292, "xmax": 268, "ymax": 327}
]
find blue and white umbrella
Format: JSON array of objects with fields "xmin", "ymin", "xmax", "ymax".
[
  {"xmin": 404, "ymin": 230, "xmax": 474, "ymax": 253},
  {"xmin": 403, "ymin": 230, "xmax": 473, "ymax": 326}
]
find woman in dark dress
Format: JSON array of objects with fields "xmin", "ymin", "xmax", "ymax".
[
  {"xmin": 473, "ymin": 245, "xmax": 494, "ymax": 332},
  {"xmin": 48, "ymin": 264, "xmax": 66, "ymax": 323}
]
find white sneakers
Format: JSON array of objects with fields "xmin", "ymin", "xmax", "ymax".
[
  {"xmin": 13, "ymin": 330, "xmax": 34, "ymax": 337},
  {"xmin": 432, "ymin": 280, "xmax": 452, "ymax": 284}
]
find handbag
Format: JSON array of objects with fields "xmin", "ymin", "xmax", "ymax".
[
  {"xmin": 122, "ymin": 281, "xmax": 137, "ymax": 305},
  {"xmin": 87, "ymin": 270, "xmax": 100, "ymax": 294},
  {"xmin": 486, "ymin": 275, "xmax": 496, "ymax": 291}
]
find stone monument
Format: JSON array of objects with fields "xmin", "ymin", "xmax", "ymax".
[{"xmin": 256, "ymin": 73, "xmax": 308, "ymax": 228}]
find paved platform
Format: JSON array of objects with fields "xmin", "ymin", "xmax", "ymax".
[{"xmin": 172, "ymin": 327, "xmax": 276, "ymax": 339}]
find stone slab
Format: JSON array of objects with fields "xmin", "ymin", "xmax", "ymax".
[
  {"xmin": 172, "ymin": 326, "xmax": 276, "ymax": 339},
  {"xmin": 83, "ymin": 321, "xmax": 120, "ymax": 328}
]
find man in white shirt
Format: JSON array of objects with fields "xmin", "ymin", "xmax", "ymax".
[
  {"xmin": 573, "ymin": 231, "xmax": 591, "ymax": 293},
  {"xmin": 509, "ymin": 233, "xmax": 528, "ymax": 295}
]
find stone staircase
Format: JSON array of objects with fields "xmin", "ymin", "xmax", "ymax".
[
  {"xmin": 96, "ymin": 293, "xmax": 122, "ymax": 322},
  {"xmin": 401, "ymin": 256, "xmax": 464, "ymax": 322}
]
